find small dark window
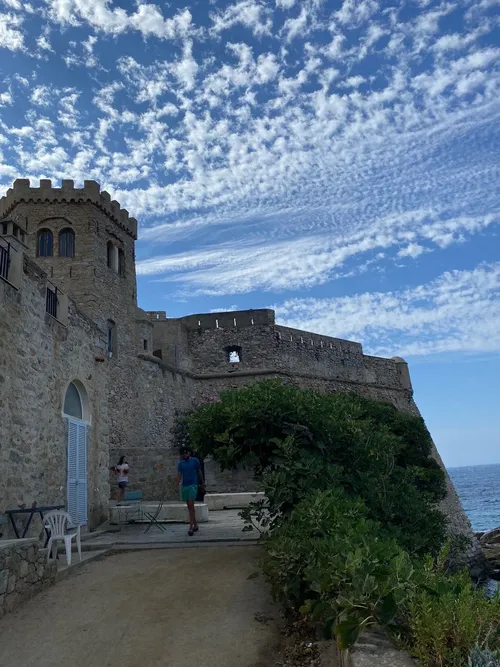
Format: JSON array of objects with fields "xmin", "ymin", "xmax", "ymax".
[
  {"xmin": 107, "ymin": 319, "xmax": 117, "ymax": 358},
  {"xmin": 153, "ymin": 349, "xmax": 163, "ymax": 360},
  {"xmin": 59, "ymin": 228, "xmax": 75, "ymax": 257},
  {"xmin": 1, "ymin": 223, "xmax": 7, "ymax": 235},
  {"xmin": 118, "ymin": 249, "xmax": 125, "ymax": 275},
  {"xmin": 13, "ymin": 226, "xmax": 18, "ymax": 238},
  {"xmin": 143, "ymin": 339, "xmax": 148, "ymax": 351},
  {"xmin": 38, "ymin": 229, "xmax": 53, "ymax": 257},
  {"xmin": 226, "ymin": 346, "xmax": 242, "ymax": 363},
  {"xmin": 107, "ymin": 241, "xmax": 114, "ymax": 268}
]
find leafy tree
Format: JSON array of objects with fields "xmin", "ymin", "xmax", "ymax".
[{"xmin": 188, "ymin": 380, "xmax": 447, "ymax": 555}]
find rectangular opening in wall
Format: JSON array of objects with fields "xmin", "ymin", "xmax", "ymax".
[
  {"xmin": 143, "ymin": 339, "xmax": 148, "ymax": 351},
  {"xmin": 46, "ymin": 285, "xmax": 58, "ymax": 318},
  {"xmin": 107, "ymin": 320, "xmax": 117, "ymax": 359},
  {"xmin": 226, "ymin": 346, "xmax": 242, "ymax": 363}
]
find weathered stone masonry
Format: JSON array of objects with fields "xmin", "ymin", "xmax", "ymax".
[{"xmin": 0, "ymin": 179, "xmax": 481, "ymax": 566}]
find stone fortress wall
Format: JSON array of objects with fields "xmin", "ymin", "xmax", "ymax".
[{"xmin": 0, "ymin": 179, "xmax": 481, "ymax": 566}]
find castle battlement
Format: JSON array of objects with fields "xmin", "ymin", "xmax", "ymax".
[
  {"xmin": 0, "ymin": 179, "xmax": 137, "ymax": 239},
  {"xmin": 179, "ymin": 308, "xmax": 275, "ymax": 330}
]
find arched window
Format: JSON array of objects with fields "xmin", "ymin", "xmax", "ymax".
[
  {"xmin": 63, "ymin": 382, "xmax": 83, "ymax": 419},
  {"xmin": 107, "ymin": 241, "xmax": 114, "ymax": 269},
  {"xmin": 38, "ymin": 229, "xmax": 53, "ymax": 257},
  {"xmin": 59, "ymin": 228, "xmax": 75, "ymax": 257}
]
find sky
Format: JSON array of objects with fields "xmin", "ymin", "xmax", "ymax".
[{"xmin": 0, "ymin": 0, "xmax": 499, "ymax": 467}]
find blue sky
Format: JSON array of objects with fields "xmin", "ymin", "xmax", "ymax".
[{"xmin": 1, "ymin": 0, "xmax": 499, "ymax": 467}]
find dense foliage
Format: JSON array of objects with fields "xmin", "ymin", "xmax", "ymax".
[
  {"xmin": 188, "ymin": 380, "xmax": 447, "ymax": 555},
  {"xmin": 186, "ymin": 380, "xmax": 500, "ymax": 665}
]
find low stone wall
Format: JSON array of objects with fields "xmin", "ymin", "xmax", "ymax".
[{"xmin": 0, "ymin": 538, "xmax": 56, "ymax": 618}]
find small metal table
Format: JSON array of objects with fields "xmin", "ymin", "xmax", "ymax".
[{"xmin": 5, "ymin": 505, "xmax": 65, "ymax": 546}]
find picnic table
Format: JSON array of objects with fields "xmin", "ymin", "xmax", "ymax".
[{"xmin": 5, "ymin": 505, "xmax": 65, "ymax": 546}]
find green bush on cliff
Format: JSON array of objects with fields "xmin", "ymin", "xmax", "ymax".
[
  {"xmin": 188, "ymin": 379, "xmax": 447, "ymax": 555},
  {"xmin": 187, "ymin": 380, "xmax": 499, "ymax": 663}
]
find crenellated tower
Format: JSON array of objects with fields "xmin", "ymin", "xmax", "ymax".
[{"xmin": 0, "ymin": 178, "xmax": 139, "ymax": 357}]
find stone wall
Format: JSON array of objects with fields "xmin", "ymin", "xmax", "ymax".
[
  {"xmin": 0, "ymin": 538, "xmax": 56, "ymax": 618},
  {"xmin": 108, "ymin": 355, "xmax": 196, "ymax": 500},
  {"xmin": 0, "ymin": 256, "xmax": 110, "ymax": 533}
]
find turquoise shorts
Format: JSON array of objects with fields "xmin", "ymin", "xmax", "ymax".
[{"xmin": 181, "ymin": 485, "xmax": 198, "ymax": 502}]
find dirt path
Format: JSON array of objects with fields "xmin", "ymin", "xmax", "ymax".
[{"xmin": 0, "ymin": 546, "xmax": 280, "ymax": 667}]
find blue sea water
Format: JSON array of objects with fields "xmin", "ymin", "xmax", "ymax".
[{"xmin": 448, "ymin": 464, "xmax": 500, "ymax": 532}]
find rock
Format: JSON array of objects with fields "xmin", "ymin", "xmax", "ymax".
[
  {"xmin": 479, "ymin": 527, "xmax": 500, "ymax": 545},
  {"xmin": 18, "ymin": 559, "xmax": 29, "ymax": 578},
  {"xmin": 0, "ymin": 570, "xmax": 8, "ymax": 595},
  {"xmin": 7, "ymin": 574, "xmax": 16, "ymax": 594}
]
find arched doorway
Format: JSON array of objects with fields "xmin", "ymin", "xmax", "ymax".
[{"xmin": 63, "ymin": 381, "xmax": 89, "ymax": 526}]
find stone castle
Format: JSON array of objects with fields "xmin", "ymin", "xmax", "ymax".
[{"xmin": 0, "ymin": 178, "xmax": 480, "ymax": 562}]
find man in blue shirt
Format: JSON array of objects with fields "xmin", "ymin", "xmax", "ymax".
[{"xmin": 176, "ymin": 447, "xmax": 205, "ymax": 536}]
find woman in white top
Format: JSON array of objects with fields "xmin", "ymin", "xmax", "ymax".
[{"xmin": 115, "ymin": 456, "xmax": 130, "ymax": 504}]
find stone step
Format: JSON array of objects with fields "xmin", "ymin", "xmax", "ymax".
[
  {"xmin": 109, "ymin": 502, "xmax": 209, "ymax": 524},
  {"xmin": 204, "ymin": 492, "xmax": 265, "ymax": 511}
]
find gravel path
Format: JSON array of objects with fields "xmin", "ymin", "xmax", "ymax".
[{"xmin": 0, "ymin": 546, "xmax": 280, "ymax": 667}]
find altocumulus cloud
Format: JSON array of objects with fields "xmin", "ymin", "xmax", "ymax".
[{"xmin": 0, "ymin": 0, "xmax": 499, "ymax": 358}]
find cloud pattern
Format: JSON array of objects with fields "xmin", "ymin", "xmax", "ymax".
[{"xmin": 1, "ymin": 0, "xmax": 499, "ymax": 358}]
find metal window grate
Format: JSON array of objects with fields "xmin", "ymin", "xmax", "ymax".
[
  {"xmin": 46, "ymin": 285, "xmax": 58, "ymax": 318},
  {"xmin": 0, "ymin": 242, "xmax": 10, "ymax": 281}
]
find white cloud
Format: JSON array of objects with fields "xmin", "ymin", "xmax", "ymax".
[
  {"xmin": 0, "ymin": 12, "xmax": 24, "ymax": 50},
  {"xmin": 398, "ymin": 243, "xmax": 427, "ymax": 258},
  {"xmin": 30, "ymin": 85, "xmax": 52, "ymax": 106},
  {"xmin": 44, "ymin": 0, "xmax": 194, "ymax": 40},
  {"xmin": 0, "ymin": 89, "xmax": 13, "ymax": 105},
  {"xmin": 210, "ymin": 0, "xmax": 272, "ymax": 37},
  {"xmin": 36, "ymin": 34, "xmax": 53, "ymax": 51},
  {"xmin": 282, "ymin": 6, "xmax": 308, "ymax": 42},
  {"xmin": 274, "ymin": 263, "xmax": 500, "ymax": 358}
]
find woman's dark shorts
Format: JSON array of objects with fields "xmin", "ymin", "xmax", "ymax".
[{"xmin": 118, "ymin": 481, "xmax": 128, "ymax": 489}]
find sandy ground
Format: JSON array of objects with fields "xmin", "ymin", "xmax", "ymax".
[{"xmin": 0, "ymin": 546, "xmax": 280, "ymax": 667}]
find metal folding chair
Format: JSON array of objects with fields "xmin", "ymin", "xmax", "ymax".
[{"xmin": 144, "ymin": 487, "xmax": 168, "ymax": 533}]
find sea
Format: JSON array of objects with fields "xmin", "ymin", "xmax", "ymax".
[{"xmin": 448, "ymin": 463, "xmax": 500, "ymax": 533}]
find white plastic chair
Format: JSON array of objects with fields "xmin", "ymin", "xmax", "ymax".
[{"xmin": 44, "ymin": 511, "xmax": 81, "ymax": 566}]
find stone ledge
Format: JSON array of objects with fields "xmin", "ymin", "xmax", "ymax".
[
  {"xmin": 109, "ymin": 502, "xmax": 209, "ymax": 524},
  {"xmin": 205, "ymin": 492, "xmax": 265, "ymax": 511}
]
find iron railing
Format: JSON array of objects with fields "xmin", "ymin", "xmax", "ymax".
[
  {"xmin": 46, "ymin": 284, "xmax": 58, "ymax": 318},
  {"xmin": 0, "ymin": 240, "xmax": 11, "ymax": 282}
]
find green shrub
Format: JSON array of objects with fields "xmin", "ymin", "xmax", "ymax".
[
  {"xmin": 395, "ymin": 552, "xmax": 500, "ymax": 667},
  {"xmin": 189, "ymin": 380, "xmax": 447, "ymax": 555},
  {"xmin": 262, "ymin": 490, "xmax": 417, "ymax": 649}
]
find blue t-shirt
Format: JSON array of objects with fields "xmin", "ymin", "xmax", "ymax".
[{"xmin": 177, "ymin": 457, "xmax": 200, "ymax": 487}]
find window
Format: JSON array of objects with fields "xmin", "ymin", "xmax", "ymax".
[
  {"xmin": 107, "ymin": 320, "xmax": 117, "ymax": 358},
  {"xmin": 143, "ymin": 339, "xmax": 148, "ymax": 351},
  {"xmin": 38, "ymin": 230, "xmax": 53, "ymax": 257},
  {"xmin": 107, "ymin": 241, "xmax": 114, "ymax": 268},
  {"xmin": 226, "ymin": 346, "xmax": 242, "ymax": 363},
  {"xmin": 118, "ymin": 249, "xmax": 125, "ymax": 275},
  {"xmin": 64, "ymin": 382, "xmax": 83, "ymax": 419},
  {"xmin": 59, "ymin": 228, "xmax": 75, "ymax": 257}
]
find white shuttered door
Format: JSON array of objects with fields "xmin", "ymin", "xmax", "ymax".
[{"xmin": 67, "ymin": 419, "xmax": 88, "ymax": 526}]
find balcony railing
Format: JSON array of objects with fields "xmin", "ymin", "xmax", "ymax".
[{"xmin": 46, "ymin": 284, "xmax": 58, "ymax": 318}]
